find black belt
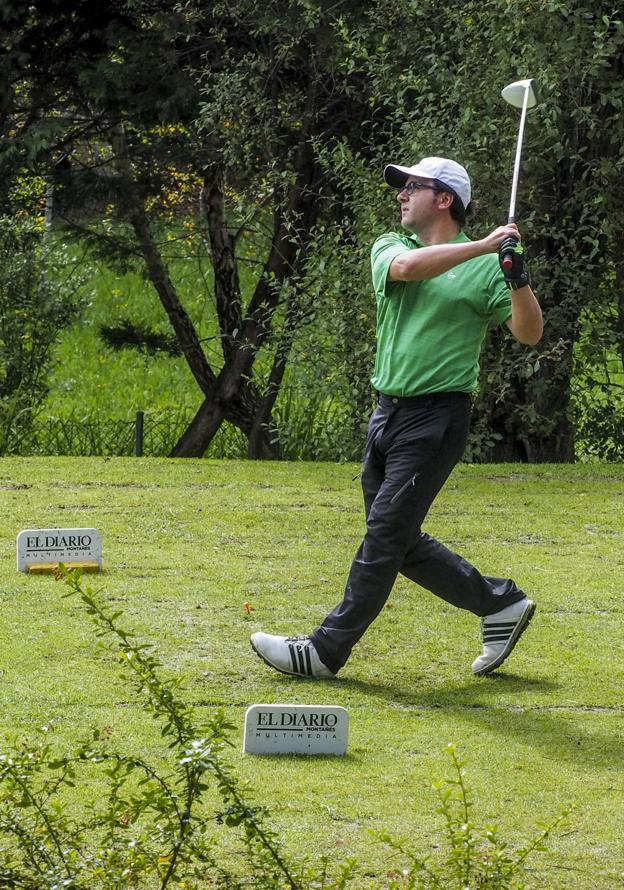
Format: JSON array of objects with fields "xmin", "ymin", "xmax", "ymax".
[{"xmin": 377, "ymin": 391, "xmax": 471, "ymax": 409}]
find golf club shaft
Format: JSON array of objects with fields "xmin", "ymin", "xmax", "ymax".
[{"xmin": 507, "ymin": 85, "xmax": 531, "ymax": 225}]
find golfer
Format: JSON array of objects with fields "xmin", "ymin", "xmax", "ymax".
[{"xmin": 251, "ymin": 156, "xmax": 543, "ymax": 679}]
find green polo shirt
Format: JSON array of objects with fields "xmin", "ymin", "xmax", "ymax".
[{"xmin": 370, "ymin": 231, "xmax": 512, "ymax": 396}]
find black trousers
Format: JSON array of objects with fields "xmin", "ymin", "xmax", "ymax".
[{"xmin": 310, "ymin": 392, "xmax": 525, "ymax": 674}]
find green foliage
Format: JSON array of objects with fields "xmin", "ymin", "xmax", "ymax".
[
  {"xmin": 573, "ymin": 389, "xmax": 624, "ymax": 461},
  {"xmin": 0, "ymin": 217, "xmax": 84, "ymax": 454},
  {"xmin": 274, "ymin": 387, "xmax": 359, "ymax": 461},
  {"xmin": 377, "ymin": 744, "xmax": 572, "ymax": 890},
  {"xmin": 571, "ymin": 295, "xmax": 624, "ymax": 461}
]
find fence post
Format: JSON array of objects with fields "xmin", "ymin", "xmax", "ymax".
[{"xmin": 135, "ymin": 411, "xmax": 144, "ymax": 457}]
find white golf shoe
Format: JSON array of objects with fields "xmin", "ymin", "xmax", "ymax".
[
  {"xmin": 250, "ymin": 632, "xmax": 336, "ymax": 679},
  {"xmin": 472, "ymin": 598, "xmax": 536, "ymax": 676}
]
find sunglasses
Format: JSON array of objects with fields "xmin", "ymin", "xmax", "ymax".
[{"xmin": 400, "ymin": 181, "xmax": 440, "ymax": 195}]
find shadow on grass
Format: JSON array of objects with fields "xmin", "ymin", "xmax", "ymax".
[
  {"xmin": 339, "ymin": 673, "xmax": 624, "ymax": 771},
  {"xmin": 339, "ymin": 671, "xmax": 557, "ymax": 703}
]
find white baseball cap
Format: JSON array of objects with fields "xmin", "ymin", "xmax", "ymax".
[{"xmin": 383, "ymin": 156, "xmax": 471, "ymax": 209}]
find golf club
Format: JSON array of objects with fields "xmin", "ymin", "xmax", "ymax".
[{"xmin": 500, "ymin": 78, "xmax": 538, "ymax": 270}]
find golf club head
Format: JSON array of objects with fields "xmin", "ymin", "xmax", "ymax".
[{"xmin": 501, "ymin": 78, "xmax": 538, "ymax": 109}]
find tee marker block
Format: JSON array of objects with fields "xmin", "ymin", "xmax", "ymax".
[
  {"xmin": 244, "ymin": 704, "xmax": 348, "ymax": 756},
  {"xmin": 27, "ymin": 560, "xmax": 101, "ymax": 575},
  {"xmin": 17, "ymin": 529, "xmax": 103, "ymax": 574}
]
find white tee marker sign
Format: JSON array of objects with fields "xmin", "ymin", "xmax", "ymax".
[
  {"xmin": 17, "ymin": 528, "xmax": 103, "ymax": 574},
  {"xmin": 244, "ymin": 704, "xmax": 348, "ymax": 756}
]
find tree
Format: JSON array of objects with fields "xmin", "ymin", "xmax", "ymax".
[{"xmin": 1, "ymin": 0, "xmax": 379, "ymax": 458}]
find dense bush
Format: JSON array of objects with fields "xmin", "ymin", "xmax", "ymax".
[{"xmin": 0, "ymin": 218, "xmax": 84, "ymax": 453}]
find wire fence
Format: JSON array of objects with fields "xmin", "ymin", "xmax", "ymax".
[
  {"xmin": 5, "ymin": 395, "xmax": 363, "ymax": 461},
  {"xmin": 6, "ymin": 409, "xmax": 245, "ymax": 458}
]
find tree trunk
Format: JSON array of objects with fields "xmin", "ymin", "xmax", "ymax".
[
  {"xmin": 246, "ymin": 336, "xmax": 290, "ymax": 461},
  {"xmin": 246, "ymin": 286, "xmax": 315, "ymax": 459},
  {"xmin": 201, "ymin": 168, "xmax": 278, "ymax": 459},
  {"xmin": 200, "ymin": 170, "xmax": 243, "ymax": 364},
  {"xmin": 172, "ymin": 139, "xmax": 321, "ymax": 458},
  {"xmin": 111, "ymin": 124, "xmax": 216, "ymax": 398},
  {"xmin": 170, "ymin": 396, "xmax": 226, "ymax": 457}
]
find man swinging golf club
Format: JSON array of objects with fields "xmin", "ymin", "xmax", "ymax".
[{"xmin": 251, "ymin": 154, "xmax": 543, "ymax": 680}]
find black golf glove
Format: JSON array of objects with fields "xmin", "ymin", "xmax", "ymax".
[{"xmin": 499, "ymin": 236, "xmax": 530, "ymax": 290}]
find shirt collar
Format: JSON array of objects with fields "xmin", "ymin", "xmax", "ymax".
[{"xmin": 408, "ymin": 230, "xmax": 470, "ymax": 247}]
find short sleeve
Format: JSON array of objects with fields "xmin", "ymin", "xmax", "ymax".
[{"xmin": 370, "ymin": 233, "xmax": 412, "ymax": 299}]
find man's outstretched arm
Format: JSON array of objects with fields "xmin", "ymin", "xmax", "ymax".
[{"xmin": 389, "ymin": 224, "xmax": 521, "ymax": 281}]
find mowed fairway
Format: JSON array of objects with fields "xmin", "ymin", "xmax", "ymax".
[{"xmin": 1, "ymin": 457, "xmax": 623, "ymax": 887}]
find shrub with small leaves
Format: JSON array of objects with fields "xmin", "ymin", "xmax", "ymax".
[
  {"xmin": 375, "ymin": 743, "xmax": 573, "ymax": 890},
  {"xmin": 0, "ymin": 217, "xmax": 85, "ymax": 454}
]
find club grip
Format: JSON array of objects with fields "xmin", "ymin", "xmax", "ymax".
[{"xmin": 500, "ymin": 236, "xmax": 519, "ymax": 272}]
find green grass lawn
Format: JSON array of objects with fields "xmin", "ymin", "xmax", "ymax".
[
  {"xmin": 46, "ymin": 253, "xmax": 207, "ymax": 418},
  {"xmin": 1, "ymin": 458, "xmax": 623, "ymax": 887}
]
